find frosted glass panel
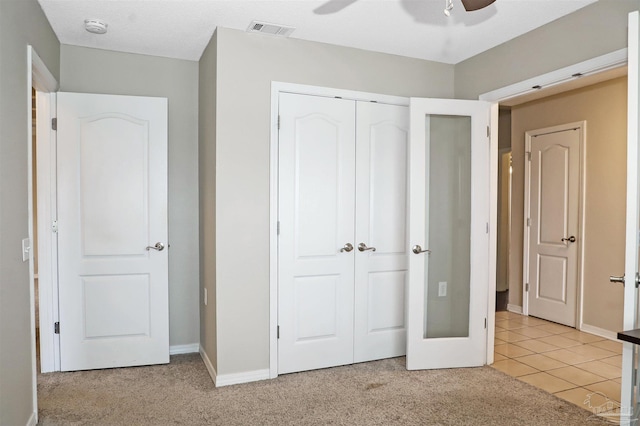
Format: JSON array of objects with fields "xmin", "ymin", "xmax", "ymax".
[{"xmin": 424, "ymin": 115, "xmax": 471, "ymax": 339}]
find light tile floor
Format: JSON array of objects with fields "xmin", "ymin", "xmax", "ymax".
[{"xmin": 491, "ymin": 311, "xmax": 622, "ymax": 411}]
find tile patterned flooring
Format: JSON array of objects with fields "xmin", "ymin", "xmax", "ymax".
[{"xmin": 491, "ymin": 311, "xmax": 623, "ymax": 411}]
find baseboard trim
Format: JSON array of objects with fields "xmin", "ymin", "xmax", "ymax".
[
  {"xmin": 199, "ymin": 345, "xmax": 217, "ymax": 385},
  {"xmin": 170, "ymin": 343, "xmax": 200, "ymax": 355},
  {"xmin": 216, "ymin": 369, "xmax": 271, "ymax": 387},
  {"xmin": 579, "ymin": 323, "xmax": 618, "ymax": 341},
  {"xmin": 26, "ymin": 411, "xmax": 37, "ymax": 426},
  {"xmin": 507, "ymin": 304, "xmax": 523, "ymax": 314}
]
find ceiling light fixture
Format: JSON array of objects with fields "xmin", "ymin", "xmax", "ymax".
[{"xmin": 84, "ymin": 19, "xmax": 108, "ymax": 35}]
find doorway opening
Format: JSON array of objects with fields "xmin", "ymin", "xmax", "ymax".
[{"xmin": 492, "ymin": 60, "xmax": 628, "ymax": 338}]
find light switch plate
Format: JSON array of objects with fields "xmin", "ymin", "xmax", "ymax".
[
  {"xmin": 438, "ymin": 281, "xmax": 447, "ymax": 297},
  {"xmin": 22, "ymin": 238, "xmax": 31, "ymax": 262}
]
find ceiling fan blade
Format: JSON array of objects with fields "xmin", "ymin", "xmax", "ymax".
[
  {"xmin": 313, "ymin": 0, "xmax": 359, "ymax": 15},
  {"xmin": 461, "ymin": 0, "xmax": 496, "ymax": 12}
]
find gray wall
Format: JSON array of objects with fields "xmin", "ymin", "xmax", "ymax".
[
  {"xmin": 59, "ymin": 45, "xmax": 200, "ymax": 348},
  {"xmin": 199, "ymin": 31, "xmax": 218, "ymax": 371},
  {"xmin": 455, "ymin": 0, "xmax": 639, "ymax": 100},
  {"xmin": 212, "ymin": 27, "xmax": 454, "ymax": 375},
  {"xmin": 0, "ymin": 1, "xmax": 60, "ymax": 424}
]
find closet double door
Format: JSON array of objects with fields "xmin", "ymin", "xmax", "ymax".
[{"xmin": 278, "ymin": 93, "xmax": 409, "ymax": 374}]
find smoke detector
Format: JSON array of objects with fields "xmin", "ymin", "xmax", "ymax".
[
  {"xmin": 84, "ymin": 19, "xmax": 108, "ymax": 35},
  {"xmin": 247, "ymin": 21, "xmax": 295, "ymax": 37}
]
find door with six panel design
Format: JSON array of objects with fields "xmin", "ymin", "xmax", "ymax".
[{"xmin": 277, "ymin": 92, "xmax": 409, "ymax": 374}]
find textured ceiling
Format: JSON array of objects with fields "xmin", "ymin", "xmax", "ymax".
[{"xmin": 38, "ymin": 0, "xmax": 597, "ymax": 64}]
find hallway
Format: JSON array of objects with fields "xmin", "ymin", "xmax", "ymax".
[{"xmin": 492, "ymin": 311, "xmax": 622, "ymax": 410}]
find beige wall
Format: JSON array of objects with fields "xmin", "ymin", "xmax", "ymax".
[
  {"xmin": 60, "ymin": 45, "xmax": 201, "ymax": 347},
  {"xmin": 213, "ymin": 27, "xmax": 454, "ymax": 375},
  {"xmin": 510, "ymin": 77, "xmax": 627, "ymax": 332},
  {"xmin": 0, "ymin": 1, "xmax": 60, "ymax": 424},
  {"xmin": 199, "ymin": 30, "xmax": 218, "ymax": 371}
]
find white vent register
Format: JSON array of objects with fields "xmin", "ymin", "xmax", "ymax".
[{"xmin": 247, "ymin": 21, "xmax": 295, "ymax": 37}]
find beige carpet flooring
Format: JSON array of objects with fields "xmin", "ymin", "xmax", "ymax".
[{"xmin": 37, "ymin": 354, "xmax": 610, "ymax": 425}]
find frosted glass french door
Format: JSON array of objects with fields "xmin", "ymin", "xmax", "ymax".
[{"xmin": 407, "ymin": 98, "xmax": 491, "ymax": 370}]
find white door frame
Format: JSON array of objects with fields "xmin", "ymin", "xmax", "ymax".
[
  {"xmin": 269, "ymin": 82, "xmax": 409, "ymax": 379},
  {"xmin": 27, "ymin": 45, "xmax": 59, "ymax": 425},
  {"xmin": 522, "ymin": 122, "xmax": 586, "ymax": 326}
]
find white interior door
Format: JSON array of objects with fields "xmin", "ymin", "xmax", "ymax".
[
  {"xmin": 354, "ymin": 102, "xmax": 409, "ymax": 363},
  {"xmin": 526, "ymin": 126, "xmax": 580, "ymax": 327},
  {"xmin": 277, "ymin": 93, "xmax": 356, "ymax": 374},
  {"xmin": 619, "ymin": 11, "xmax": 640, "ymax": 423},
  {"xmin": 57, "ymin": 92, "xmax": 169, "ymax": 371},
  {"xmin": 407, "ymin": 98, "xmax": 491, "ymax": 370}
]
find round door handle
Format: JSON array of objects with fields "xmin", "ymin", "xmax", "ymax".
[
  {"xmin": 561, "ymin": 236, "xmax": 576, "ymax": 243},
  {"xmin": 340, "ymin": 243, "xmax": 354, "ymax": 253},
  {"xmin": 412, "ymin": 245, "xmax": 431, "ymax": 255},
  {"xmin": 146, "ymin": 242, "xmax": 165, "ymax": 251}
]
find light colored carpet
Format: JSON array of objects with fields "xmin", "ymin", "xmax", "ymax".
[{"xmin": 38, "ymin": 354, "xmax": 608, "ymax": 425}]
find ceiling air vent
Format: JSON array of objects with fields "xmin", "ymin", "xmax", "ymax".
[{"xmin": 247, "ymin": 21, "xmax": 295, "ymax": 37}]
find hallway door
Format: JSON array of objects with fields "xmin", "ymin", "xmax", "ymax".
[
  {"xmin": 57, "ymin": 92, "xmax": 169, "ymax": 371},
  {"xmin": 526, "ymin": 124, "xmax": 581, "ymax": 327}
]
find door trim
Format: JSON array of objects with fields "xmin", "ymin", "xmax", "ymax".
[
  {"xmin": 522, "ymin": 122, "xmax": 586, "ymax": 327},
  {"xmin": 269, "ymin": 82, "xmax": 409, "ymax": 379},
  {"xmin": 27, "ymin": 45, "xmax": 59, "ymax": 425}
]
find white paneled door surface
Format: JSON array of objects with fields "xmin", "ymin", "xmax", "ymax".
[
  {"xmin": 277, "ymin": 93, "xmax": 409, "ymax": 374},
  {"xmin": 407, "ymin": 98, "xmax": 491, "ymax": 370},
  {"xmin": 526, "ymin": 126, "xmax": 580, "ymax": 327},
  {"xmin": 354, "ymin": 102, "xmax": 409, "ymax": 363},
  {"xmin": 278, "ymin": 93, "xmax": 356, "ymax": 374},
  {"xmin": 57, "ymin": 92, "xmax": 169, "ymax": 371}
]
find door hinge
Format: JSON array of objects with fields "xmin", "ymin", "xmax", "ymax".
[
  {"xmin": 277, "ymin": 325, "xmax": 280, "ymax": 339},
  {"xmin": 51, "ymin": 117, "xmax": 57, "ymax": 131},
  {"xmin": 484, "ymin": 318, "xmax": 487, "ymax": 329},
  {"xmin": 277, "ymin": 221, "xmax": 280, "ymax": 235},
  {"xmin": 54, "ymin": 322, "xmax": 60, "ymax": 334},
  {"xmin": 52, "ymin": 220, "xmax": 58, "ymax": 233},
  {"xmin": 526, "ymin": 151, "xmax": 531, "ymax": 161},
  {"xmin": 527, "ymin": 218, "xmax": 530, "ymax": 227},
  {"xmin": 486, "ymin": 223, "xmax": 489, "ymax": 234},
  {"xmin": 487, "ymin": 126, "xmax": 490, "ymax": 138},
  {"xmin": 277, "ymin": 115, "xmax": 280, "ymax": 130},
  {"xmin": 525, "ymin": 283, "xmax": 529, "ymax": 292}
]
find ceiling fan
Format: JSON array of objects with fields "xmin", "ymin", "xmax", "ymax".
[{"xmin": 313, "ymin": 0, "xmax": 497, "ymax": 16}]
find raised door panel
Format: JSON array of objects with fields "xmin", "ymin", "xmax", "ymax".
[
  {"xmin": 278, "ymin": 93, "xmax": 356, "ymax": 374},
  {"xmin": 57, "ymin": 92, "xmax": 168, "ymax": 371},
  {"xmin": 527, "ymin": 128, "xmax": 579, "ymax": 327},
  {"xmin": 354, "ymin": 102, "xmax": 409, "ymax": 363}
]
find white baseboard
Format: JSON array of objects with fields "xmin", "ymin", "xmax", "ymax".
[
  {"xmin": 216, "ymin": 368, "xmax": 271, "ymax": 387},
  {"xmin": 199, "ymin": 345, "xmax": 217, "ymax": 385},
  {"xmin": 26, "ymin": 411, "xmax": 37, "ymax": 426},
  {"xmin": 507, "ymin": 304, "xmax": 523, "ymax": 314},
  {"xmin": 169, "ymin": 343, "xmax": 200, "ymax": 355},
  {"xmin": 197, "ymin": 345, "xmax": 270, "ymax": 387},
  {"xmin": 579, "ymin": 323, "xmax": 618, "ymax": 341}
]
